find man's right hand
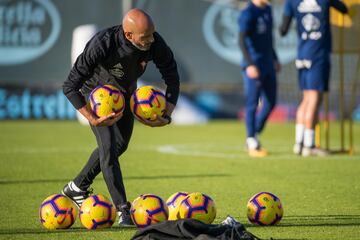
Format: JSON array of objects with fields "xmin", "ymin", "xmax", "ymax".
[
  {"xmin": 89, "ymin": 112, "xmax": 123, "ymax": 126},
  {"xmin": 246, "ymin": 65, "xmax": 260, "ymax": 79},
  {"xmin": 78, "ymin": 105, "xmax": 123, "ymax": 127}
]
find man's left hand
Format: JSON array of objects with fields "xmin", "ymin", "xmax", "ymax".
[{"xmin": 138, "ymin": 114, "xmax": 171, "ymax": 127}]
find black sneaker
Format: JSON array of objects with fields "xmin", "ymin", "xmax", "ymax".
[
  {"xmin": 118, "ymin": 202, "xmax": 134, "ymax": 227},
  {"xmin": 61, "ymin": 181, "xmax": 92, "ymax": 208}
]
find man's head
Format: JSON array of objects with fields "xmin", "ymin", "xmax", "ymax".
[{"xmin": 122, "ymin": 9, "xmax": 155, "ymax": 51}]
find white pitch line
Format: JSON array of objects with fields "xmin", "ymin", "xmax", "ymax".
[{"xmin": 156, "ymin": 144, "xmax": 242, "ymax": 159}]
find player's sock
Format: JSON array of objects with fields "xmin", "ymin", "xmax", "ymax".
[
  {"xmin": 70, "ymin": 181, "xmax": 84, "ymax": 192},
  {"xmin": 246, "ymin": 137, "xmax": 259, "ymax": 150},
  {"xmin": 295, "ymin": 123, "xmax": 305, "ymax": 144},
  {"xmin": 303, "ymin": 128, "xmax": 315, "ymax": 148},
  {"xmin": 293, "ymin": 124, "xmax": 305, "ymax": 155},
  {"xmin": 62, "ymin": 181, "xmax": 92, "ymax": 208}
]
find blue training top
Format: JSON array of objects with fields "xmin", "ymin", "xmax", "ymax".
[
  {"xmin": 238, "ymin": 2, "xmax": 275, "ymax": 69},
  {"xmin": 283, "ymin": 0, "xmax": 345, "ymax": 60}
]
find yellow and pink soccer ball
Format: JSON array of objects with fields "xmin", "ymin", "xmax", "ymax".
[
  {"xmin": 130, "ymin": 194, "xmax": 168, "ymax": 228},
  {"xmin": 39, "ymin": 194, "xmax": 77, "ymax": 230},
  {"xmin": 166, "ymin": 191, "xmax": 188, "ymax": 220},
  {"xmin": 89, "ymin": 84, "xmax": 125, "ymax": 117},
  {"xmin": 178, "ymin": 192, "xmax": 217, "ymax": 224},
  {"xmin": 247, "ymin": 192, "xmax": 283, "ymax": 226},
  {"xmin": 79, "ymin": 194, "xmax": 116, "ymax": 229},
  {"xmin": 130, "ymin": 86, "xmax": 166, "ymax": 121}
]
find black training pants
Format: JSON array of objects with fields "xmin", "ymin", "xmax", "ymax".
[{"xmin": 73, "ymin": 101, "xmax": 134, "ymax": 211}]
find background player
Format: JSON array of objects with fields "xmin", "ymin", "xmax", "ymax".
[
  {"xmin": 238, "ymin": 0, "xmax": 280, "ymax": 157},
  {"xmin": 279, "ymin": 0, "xmax": 348, "ymax": 156},
  {"xmin": 62, "ymin": 8, "xmax": 179, "ymax": 225}
]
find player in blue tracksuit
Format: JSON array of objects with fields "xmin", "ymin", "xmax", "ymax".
[
  {"xmin": 280, "ymin": 0, "xmax": 348, "ymax": 156},
  {"xmin": 238, "ymin": 0, "xmax": 280, "ymax": 157}
]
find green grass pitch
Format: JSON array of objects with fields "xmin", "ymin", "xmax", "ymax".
[{"xmin": 0, "ymin": 120, "xmax": 359, "ymax": 240}]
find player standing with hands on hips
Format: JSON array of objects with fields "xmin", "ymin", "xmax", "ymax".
[
  {"xmin": 61, "ymin": 8, "xmax": 179, "ymax": 226},
  {"xmin": 238, "ymin": 0, "xmax": 280, "ymax": 157},
  {"xmin": 279, "ymin": 0, "xmax": 348, "ymax": 156}
]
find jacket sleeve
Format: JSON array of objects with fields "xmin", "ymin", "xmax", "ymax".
[
  {"xmin": 63, "ymin": 38, "xmax": 106, "ymax": 109},
  {"xmin": 238, "ymin": 9, "xmax": 255, "ymax": 68},
  {"xmin": 239, "ymin": 31, "xmax": 254, "ymax": 67},
  {"xmin": 330, "ymin": 0, "xmax": 348, "ymax": 14},
  {"xmin": 152, "ymin": 33, "xmax": 180, "ymax": 106}
]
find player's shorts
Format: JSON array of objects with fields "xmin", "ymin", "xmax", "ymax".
[{"xmin": 297, "ymin": 57, "xmax": 330, "ymax": 92}]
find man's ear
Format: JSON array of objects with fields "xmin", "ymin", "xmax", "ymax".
[{"xmin": 124, "ymin": 31, "xmax": 132, "ymax": 40}]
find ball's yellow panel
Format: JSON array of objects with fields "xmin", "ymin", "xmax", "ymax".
[{"xmin": 166, "ymin": 192, "xmax": 188, "ymax": 220}]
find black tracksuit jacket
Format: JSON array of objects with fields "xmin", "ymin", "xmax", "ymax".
[{"xmin": 63, "ymin": 25, "xmax": 180, "ymax": 109}]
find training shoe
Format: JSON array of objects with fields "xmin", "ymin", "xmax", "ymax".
[
  {"xmin": 248, "ymin": 148, "xmax": 268, "ymax": 157},
  {"xmin": 246, "ymin": 137, "xmax": 268, "ymax": 157},
  {"xmin": 118, "ymin": 202, "xmax": 134, "ymax": 227},
  {"xmin": 61, "ymin": 181, "xmax": 92, "ymax": 208},
  {"xmin": 293, "ymin": 143, "xmax": 303, "ymax": 155},
  {"xmin": 302, "ymin": 147, "xmax": 330, "ymax": 157},
  {"xmin": 221, "ymin": 215, "xmax": 240, "ymax": 227}
]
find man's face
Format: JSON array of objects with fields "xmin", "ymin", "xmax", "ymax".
[{"xmin": 128, "ymin": 26, "xmax": 155, "ymax": 51}]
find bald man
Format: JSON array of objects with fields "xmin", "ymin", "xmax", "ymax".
[{"xmin": 62, "ymin": 9, "xmax": 180, "ymax": 226}]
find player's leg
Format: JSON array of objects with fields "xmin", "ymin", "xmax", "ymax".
[
  {"xmin": 242, "ymin": 71, "xmax": 265, "ymax": 157},
  {"xmin": 61, "ymin": 148, "xmax": 101, "ymax": 207},
  {"xmin": 302, "ymin": 90, "xmax": 328, "ymax": 156},
  {"xmin": 301, "ymin": 58, "xmax": 330, "ymax": 156},
  {"xmin": 112, "ymin": 101, "xmax": 134, "ymax": 226},
  {"xmin": 293, "ymin": 92, "xmax": 307, "ymax": 154},
  {"xmin": 255, "ymin": 71, "xmax": 277, "ymax": 135},
  {"xmin": 62, "ymin": 93, "xmax": 102, "ymax": 207},
  {"xmin": 293, "ymin": 69, "xmax": 308, "ymax": 155}
]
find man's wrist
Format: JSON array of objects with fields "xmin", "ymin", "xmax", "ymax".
[{"xmin": 163, "ymin": 115, "xmax": 172, "ymax": 124}]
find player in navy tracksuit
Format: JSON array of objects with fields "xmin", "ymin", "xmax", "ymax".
[
  {"xmin": 238, "ymin": 0, "xmax": 280, "ymax": 157},
  {"xmin": 280, "ymin": 0, "xmax": 348, "ymax": 156},
  {"xmin": 61, "ymin": 9, "xmax": 179, "ymax": 225}
]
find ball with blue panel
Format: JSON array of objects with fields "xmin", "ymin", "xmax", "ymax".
[{"xmin": 89, "ymin": 84, "xmax": 125, "ymax": 117}]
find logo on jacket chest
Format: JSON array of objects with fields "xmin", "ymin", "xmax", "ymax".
[{"xmin": 109, "ymin": 62, "xmax": 124, "ymax": 78}]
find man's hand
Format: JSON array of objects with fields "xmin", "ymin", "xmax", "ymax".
[
  {"xmin": 246, "ymin": 65, "xmax": 260, "ymax": 79},
  {"xmin": 137, "ymin": 114, "xmax": 170, "ymax": 127},
  {"xmin": 136, "ymin": 102, "xmax": 175, "ymax": 127},
  {"xmin": 78, "ymin": 105, "xmax": 123, "ymax": 127},
  {"xmin": 90, "ymin": 112, "xmax": 123, "ymax": 127}
]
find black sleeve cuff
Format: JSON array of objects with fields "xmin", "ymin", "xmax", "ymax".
[
  {"xmin": 165, "ymin": 85, "xmax": 180, "ymax": 105},
  {"xmin": 66, "ymin": 92, "xmax": 87, "ymax": 110}
]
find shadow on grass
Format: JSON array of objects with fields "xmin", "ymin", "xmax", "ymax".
[
  {"xmin": 0, "ymin": 173, "xmax": 231, "ymax": 185},
  {"xmin": 0, "ymin": 226, "xmax": 137, "ymax": 235},
  {"xmin": 245, "ymin": 214, "xmax": 360, "ymax": 228}
]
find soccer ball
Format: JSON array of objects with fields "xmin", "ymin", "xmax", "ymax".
[
  {"xmin": 89, "ymin": 84, "xmax": 125, "ymax": 117},
  {"xmin": 130, "ymin": 194, "xmax": 168, "ymax": 228},
  {"xmin": 39, "ymin": 194, "xmax": 77, "ymax": 230},
  {"xmin": 178, "ymin": 192, "xmax": 217, "ymax": 224},
  {"xmin": 79, "ymin": 194, "xmax": 116, "ymax": 229},
  {"xmin": 247, "ymin": 192, "xmax": 283, "ymax": 226},
  {"xmin": 166, "ymin": 191, "xmax": 188, "ymax": 220},
  {"xmin": 130, "ymin": 86, "xmax": 166, "ymax": 121}
]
